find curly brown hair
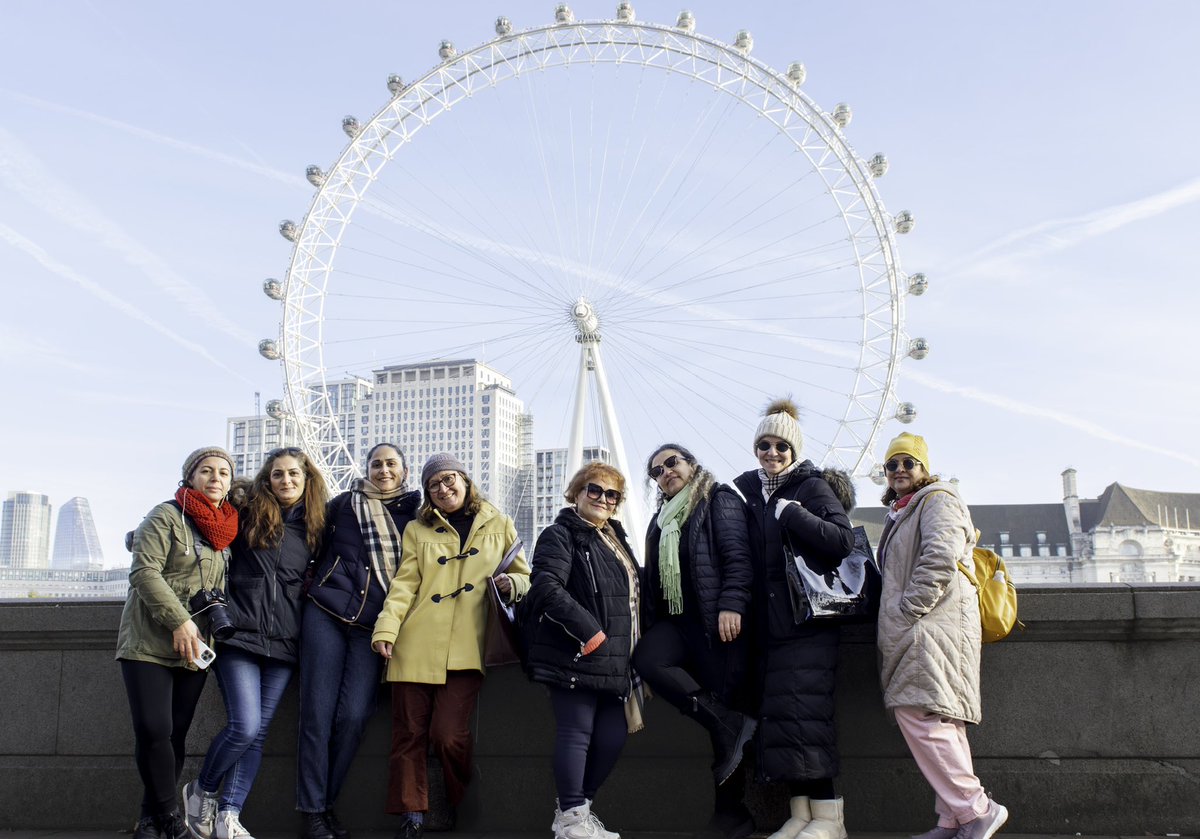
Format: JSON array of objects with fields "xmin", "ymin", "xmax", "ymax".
[
  {"xmin": 564, "ymin": 461, "xmax": 627, "ymax": 507},
  {"xmin": 881, "ymin": 473, "xmax": 941, "ymax": 506}
]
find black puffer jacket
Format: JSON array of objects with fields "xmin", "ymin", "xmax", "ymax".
[
  {"xmin": 734, "ymin": 461, "xmax": 854, "ymax": 783},
  {"xmin": 522, "ymin": 509, "xmax": 639, "ymax": 697},
  {"xmin": 308, "ymin": 489, "xmax": 421, "ymax": 628},
  {"xmin": 222, "ymin": 503, "xmax": 314, "ymax": 664},
  {"xmin": 643, "ymin": 483, "xmax": 753, "ymax": 640}
]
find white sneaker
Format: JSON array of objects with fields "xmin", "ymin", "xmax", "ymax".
[
  {"xmin": 181, "ymin": 780, "xmax": 218, "ymax": 839},
  {"xmin": 214, "ymin": 811, "xmax": 254, "ymax": 839},
  {"xmin": 555, "ymin": 804, "xmax": 599, "ymax": 839},
  {"xmin": 585, "ymin": 803, "xmax": 620, "ymax": 839}
]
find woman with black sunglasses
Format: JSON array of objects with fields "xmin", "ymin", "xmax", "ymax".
[
  {"xmin": 633, "ymin": 444, "xmax": 756, "ymax": 839},
  {"xmin": 522, "ymin": 461, "xmax": 644, "ymax": 839},
  {"xmin": 733, "ymin": 400, "xmax": 855, "ymax": 839},
  {"xmin": 371, "ymin": 453, "xmax": 530, "ymax": 839}
]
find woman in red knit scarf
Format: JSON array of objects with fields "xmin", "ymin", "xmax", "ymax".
[{"xmin": 116, "ymin": 447, "xmax": 239, "ymax": 839}]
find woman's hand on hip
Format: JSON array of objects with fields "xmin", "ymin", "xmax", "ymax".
[
  {"xmin": 372, "ymin": 640, "xmax": 394, "ymax": 660},
  {"xmin": 172, "ymin": 619, "xmax": 203, "ymax": 662},
  {"xmin": 718, "ymin": 610, "xmax": 742, "ymax": 642}
]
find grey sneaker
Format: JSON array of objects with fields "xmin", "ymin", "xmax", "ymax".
[
  {"xmin": 181, "ymin": 780, "xmax": 218, "ymax": 839},
  {"xmin": 955, "ymin": 800, "xmax": 1008, "ymax": 839}
]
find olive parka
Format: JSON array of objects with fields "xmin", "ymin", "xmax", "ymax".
[
  {"xmin": 733, "ymin": 462, "xmax": 855, "ymax": 783},
  {"xmin": 116, "ymin": 501, "xmax": 229, "ymax": 667},
  {"xmin": 876, "ymin": 481, "xmax": 982, "ymax": 724},
  {"xmin": 371, "ymin": 500, "xmax": 531, "ymax": 684}
]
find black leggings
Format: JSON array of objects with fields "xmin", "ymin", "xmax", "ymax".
[
  {"xmin": 548, "ymin": 687, "xmax": 628, "ymax": 810},
  {"xmin": 632, "ymin": 616, "xmax": 745, "ymax": 708},
  {"xmin": 120, "ymin": 659, "xmax": 208, "ymax": 818}
]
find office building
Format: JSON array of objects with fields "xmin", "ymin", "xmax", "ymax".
[
  {"xmin": 51, "ymin": 497, "xmax": 104, "ymax": 570},
  {"xmin": 0, "ymin": 492, "xmax": 52, "ymax": 570}
]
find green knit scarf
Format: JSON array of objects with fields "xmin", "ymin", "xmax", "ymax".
[{"xmin": 655, "ymin": 482, "xmax": 694, "ymax": 615}]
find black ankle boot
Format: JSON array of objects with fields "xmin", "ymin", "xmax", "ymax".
[
  {"xmin": 323, "ymin": 809, "xmax": 350, "ymax": 839},
  {"xmin": 689, "ymin": 692, "xmax": 757, "ymax": 785},
  {"xmin": 301, "ymin": 811, "xmax": 336, "ymax": 839}
]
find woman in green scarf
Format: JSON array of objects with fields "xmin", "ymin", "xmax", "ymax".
[{"xmin": 633, "ymin": 443, "xmax": 757, "ymax": 839}]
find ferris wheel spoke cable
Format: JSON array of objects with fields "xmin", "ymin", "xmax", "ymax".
[
  {"xmin": 327, "ymin": 263, "xmax": 549, "ymax": 312},
  {"xmin": 611, "ymin": 323, "xmax": 861, "ymax": 372},
  {"xmin": 326, "ymin": 289, "xmax": 546, "ymax": 313},
  {"xmin": 358, "ymin": 186, "xmax": 574, "ymax": 306},
  {"xmin": 601, "ymin": 89, "xmax": 737, "ymax": 295},
  {"xmin": 517, "ymin": 69, "xmax": 573, "ymax": 289}
]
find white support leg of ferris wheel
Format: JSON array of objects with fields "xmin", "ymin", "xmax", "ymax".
[{"xmin": 565, "ymin": 298, "xmax": 647, "ymax": 553}]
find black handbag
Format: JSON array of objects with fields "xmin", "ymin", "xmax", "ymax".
[{"xmin": 784, "ymin": 525, "xmax": 880, "ymax": 623}]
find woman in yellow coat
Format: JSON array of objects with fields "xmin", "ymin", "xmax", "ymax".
[{"xmin": 372, "ymin": 453, "xmax": 531, "ymax": 839}]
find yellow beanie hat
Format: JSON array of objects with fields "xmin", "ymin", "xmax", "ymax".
[{"xmin": 884, "ymin": 432, "xmax": 930, "ymax": 473}]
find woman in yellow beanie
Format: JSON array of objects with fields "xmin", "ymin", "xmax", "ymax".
[{"xmin": 875, "ymin": 433, "xmax": 1009, "ymax": 839}]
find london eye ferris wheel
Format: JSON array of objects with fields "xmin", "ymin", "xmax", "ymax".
[{"xmin": 258, "ymin": 4, "xmax": 930, "ymax": 534}]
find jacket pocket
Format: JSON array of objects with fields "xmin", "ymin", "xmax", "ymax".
[{"xmin": 316, "ymin": 555, "xmax": 341, "ymax": 587}]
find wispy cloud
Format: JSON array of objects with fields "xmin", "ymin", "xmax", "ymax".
[
  {"xmin": 0, "ymin": 89, "xmax": 300, "ymax": 186},
  {"xmin": 0, "ymin": 127, "xmax": 258, "ymax": 345},
  {"xmin": 904, "ymin": 367, "xmax": 1200, "ymax": 467},
  {"xmin": 0, "ymin": 223, "xmax": 251, "ymax": 382},
  {"xmin": 947, "ymin": 175, "xmax": 1200, "ymax": 277}
]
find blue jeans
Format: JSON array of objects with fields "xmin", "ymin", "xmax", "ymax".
[
  {"xmin": 295, "ymin": 602, "xmax": 383, "ymax": 813},
  {"xmin": 548, "ymin": 687, "xmax": 628, "ymax": 810},
  {"xmin": 198, "ymin": 647, "xmax": 295, "ymax": 812}
]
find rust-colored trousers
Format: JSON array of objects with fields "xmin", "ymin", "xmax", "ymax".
[{"xmin": 386, "ymin": 671, "xmax": 484, "ymax": 814}]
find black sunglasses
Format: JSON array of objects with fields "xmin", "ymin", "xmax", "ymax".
[
  {"xmin": 585, "ymin": 483, "xmax": 623, "ymax": 505},
  {"xmin": 756, "ymin": 440, "xmax": 791, "ymax": 454},
  {"xmin": 648, "ymin": 454, "xmax": 686, "ymax": 480},
  {"xmin": 885, "ymin": 458, "xmax": 921, "ymax": 472}
]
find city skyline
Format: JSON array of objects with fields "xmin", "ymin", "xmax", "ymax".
[{"xmin": 2, "ymin": 2, "xmax": 1198, "ymax": 566}]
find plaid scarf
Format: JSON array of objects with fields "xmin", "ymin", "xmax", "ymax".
[
  {"xmin": 758, "ymin": 460, "xmax": 800, "ymax": 501},
  {"xmin": 352, "ymin": 478, "xmax": 405, "ymax": 590}
]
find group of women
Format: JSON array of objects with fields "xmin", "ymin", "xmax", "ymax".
[{"xmin": 116, "ymin": 398, "xmax": 1007, "ymax": 839}]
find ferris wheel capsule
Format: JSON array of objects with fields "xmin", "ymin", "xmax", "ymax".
[
  {"xmin": 832, "ymin": 103, "xmax": 852, "ymax": 129},
  {"xmin": 495, "ymin": 17, "xmax": 513, "ymax": 35},
  {"xmin": 676, "ymin": 10, "xmax": 695, "ymax": 31},
  {"xmin": 616, "ymin": 2, "xmax": 634, "ymax": 22},
  {"xmin": 907, "ymin": 273, "xmax": 928, "ymax": 296},
  {"xmin": 787, "ymin": 62, "xmax": 806, "ymax": 86},
  {"xmin": 907, "ymin": 338, "xmax": 930, "ymax": 360},
  {"xmin": 734, "ymin": 29, "xmax": 753, "ymax": 54},
  {"xmin": 266, "ymin": 399, "xmax": 285, "ymax": 420},
  {"xmin": 868, "ymin": 153, "xmax": 889, "ymax": 178},
  {"xmin": 258, "ymin": 339, "xmax": 281, "ymax": 361},
  {"xmin": 870, "ymin": 463, "xmax": 887, "ymax": 485},
  {"xmin": 895, "ymin": 402, "xmax": 918, "ymax": 424},
  {"xmin": 306, "ymin": 165, "xmax": 326, "ymax": 187},
  {"xmin": 387, "ymin": 74, "xmax": 406, "ymax": 96},
  {"xmin": 438, "ymin": 40, "xmax": 457, "ymax": 60},
  {"xmin": 342, "ymin": 116, "xmax": 361, "ymax": 138},
  {"xmin": 894, "ymin": 210, "xmax": 915, "ymax": 234},
  {"xmin": 263, "ymin": 278, "xmax": 284, "ymax": 300},
  {"xmin": 279, "ymin": 220, "xmax": 298, "ymax": 242},
  {"xmin": 555, "ymin": 4, "xmax": 574, "ymax": 23}
]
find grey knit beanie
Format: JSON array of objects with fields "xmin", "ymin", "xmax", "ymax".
[
  {"xmin": 753, "ymin": 399, "xmax": 803, "ymax": 455},
  {"xmin": 421, "ymin": 452, "xmax": 469, "ymax": 488},
  {"xmin": 182, "ymin": 446, "xmax": 236, "ymax": 482}
]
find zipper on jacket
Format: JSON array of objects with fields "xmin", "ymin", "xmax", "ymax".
[
  {"xmin": 318, "ymin": 556, "xmax": 341, "ymax": 586},
  {"xmin": 542, "ymin": 612, "xmax": 586, "ymax": 648}
]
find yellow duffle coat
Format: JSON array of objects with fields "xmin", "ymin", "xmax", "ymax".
[{"xmin": 372, "ymin": 500, "xmax": 530, "ymax": 684}]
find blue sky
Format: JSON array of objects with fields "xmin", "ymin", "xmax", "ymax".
[{"xmin": 2, "ymin": 1, "xmax": 1198, "ymax": 567}]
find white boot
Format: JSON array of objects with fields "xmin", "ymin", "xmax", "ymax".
[
  {"xmin": 766, "ymin": 796, "xmax": 811, "ymax": 839},
  {"xmin": 555, "ymin": 803, "xmax": 599, "ymax": 839},
  {"xmin": 794, "ymin": 797, "xmax": 846, "ymax": 839}
]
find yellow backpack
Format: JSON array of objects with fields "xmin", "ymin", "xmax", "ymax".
[{"xmin": 958, "ymin": 535, "xmax": 1021, "ymax": 643}]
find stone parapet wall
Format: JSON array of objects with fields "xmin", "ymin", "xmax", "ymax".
[{"xmin": 1, "ymin": 585, "xmax": 1197, "ymax": 834}]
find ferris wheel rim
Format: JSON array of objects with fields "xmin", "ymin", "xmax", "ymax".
[{"xmin": 277, "ymin": 15, "xmax": 909, "ymax": 490}]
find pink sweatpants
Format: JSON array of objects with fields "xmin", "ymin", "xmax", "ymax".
[{"xmin": 894, "ymin": 706, "xmax": 989, "ymax": 827}]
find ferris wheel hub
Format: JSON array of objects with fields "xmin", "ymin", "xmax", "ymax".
[{"xmin": 570, "ymin": 297, "xmax": 601, "ymax": 343}]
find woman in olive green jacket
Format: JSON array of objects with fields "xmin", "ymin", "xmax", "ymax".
[
  {"xmin": 372, "ymin": 453, "xmax": 530, "ymax": 839},
  {"xmin": 116, "ymin": 447, "xmax": 238, "ymax": 839}
]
